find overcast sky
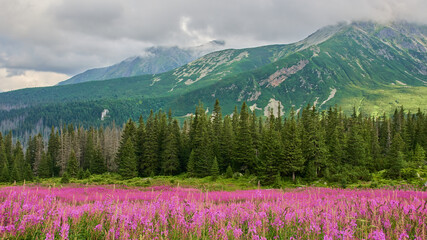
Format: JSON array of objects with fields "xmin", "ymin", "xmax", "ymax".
[{"xmin": 0, "ymin": 0, "xmax": 426, "ymax": 92}]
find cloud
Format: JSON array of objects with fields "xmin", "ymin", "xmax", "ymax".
[
  {"xmin": 0, "ymin": 68, "xmax": 69, "ymax": 92},
  {"xmin": 0, "ymin": 0, "xmax": 426, "ymax": 90}
]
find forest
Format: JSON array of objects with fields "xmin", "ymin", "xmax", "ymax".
[{"xmin": 0, "ymin": 100, "xmax": 426, "ymax": 186}]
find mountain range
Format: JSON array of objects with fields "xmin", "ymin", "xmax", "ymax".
[
  {"xmin": 58, "ymin": 40, "xmax": 226, "ymax": 85},
  {"xmin": 0, "ymin": 21, "xmax": 426, "ymax": 135}
]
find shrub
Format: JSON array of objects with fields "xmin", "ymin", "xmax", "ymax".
[
  {"xmin": 61, "ymin": 172, "xmax": 70, "ymax": 184},
  {"xmin": 225, "ymin": 165, "xmax": 233, "ymax": 179}
]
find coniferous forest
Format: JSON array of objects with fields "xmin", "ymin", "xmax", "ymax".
[{"xmin": 0, "ymin": 100, "xmax": 426, "ymax": 186}]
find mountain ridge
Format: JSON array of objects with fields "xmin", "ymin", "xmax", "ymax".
[{"xmin": 58, "ymin": 40, "xmax": 226, "ymax": 85}]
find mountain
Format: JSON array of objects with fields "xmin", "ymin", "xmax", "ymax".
[
  {"xmin": 58, "ymin": 40, "xmax": 226, "ymax": 85},
  {"xmin": 1, "ymin": 21, "xmax": 426, "ymax": 135}
]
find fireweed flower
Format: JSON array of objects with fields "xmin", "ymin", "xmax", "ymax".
[{"xmin": 0, "ymin": 186, "xmax": 425, "ymax": 239}]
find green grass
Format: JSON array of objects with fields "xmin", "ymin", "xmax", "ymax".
[{"xmin": 3, "ymin": 166, "xmax": 426, "ymax": 191}]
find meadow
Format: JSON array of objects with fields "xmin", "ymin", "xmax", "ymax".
[{"xmin": 0, "ymin": 185, "xmax": 425, "ymax": 239}]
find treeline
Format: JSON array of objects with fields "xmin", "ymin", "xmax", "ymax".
[{"xmin": 0, "ymin": 100, "xmax": 426, "ymax": 185}]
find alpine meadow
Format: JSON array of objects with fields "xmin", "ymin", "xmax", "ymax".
[{"xmin": 0, "ymin": 2, "xmax": 426, "ymax": 239}]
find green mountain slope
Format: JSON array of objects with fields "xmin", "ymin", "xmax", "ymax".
[{"xmin": 0, "ymin": 21, "xmax": 426, "ymax": 135}]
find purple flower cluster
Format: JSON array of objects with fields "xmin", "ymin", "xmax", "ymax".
[{"xmin": 0, "ymin": 186, "xmax": 425, "ymax": 239}]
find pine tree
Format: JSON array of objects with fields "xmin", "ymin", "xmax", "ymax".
[
  {"xmin": 118, "ymin": 138, "xmax": 138, "ymax": 179},
  {"xmin": 67, "ymin": 151, "xmax": 79, "ymax": 177},
  {"xmin": 211, "ymin": 157, "xmax": 220, "ymax": 181}
]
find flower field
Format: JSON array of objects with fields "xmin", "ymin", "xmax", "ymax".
[{"xmin": 0, "ymin": 186, "xmax": 426, "ymax": 239}]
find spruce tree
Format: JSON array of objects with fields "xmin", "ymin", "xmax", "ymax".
[
  {"xmin": 259, "ymin": 124, "xmax": 282, "ymax": 185},
  {"xmin": 23, "ymin": 164, "xmax": 33, "ymax": 181},
  {"xmin": 220, "ymin": 116, "xmax": 234, "ymax": 172},
  {"xmin": 118, "ymin": 138, "xmax": 138, "ymax": 179},
  {"xmin": 4, "ymin": 132, "xmax": 13, "ymax": 171},
  {"xmin": 211, "ymin": 157, "xmax": 220, "ymax": 181},
  {"xmin": 250, "ymin": 111, "xmax": 261, "ymax": 158},
  {"xmin": 162, "ymin": 131, "xmax": 179, "ymax": 175},
  {"xmin": 61, "ymin": 172, "xmax": 70, "ymax": 184},
  {"xmin": 91, "ymin": 147, "xmax": 106, "ymax": 174},
  {"xmin": 300, "ymin": 105, "xmax": 328, "ymax": 179},
  {"xmin": 189, "ymin": 103, "xmax": 213, "ymax": 177},
  {"xmin": 0, "ymin": 162, "xmax": 9, "ymax": 182},
  {"xmin": 187, "ymin": 150, "xmax": 195, "ymax": 177},
  {"xmin": 77, "ymin": 168, "xmax": 84, "ymax": 179},
  {"xmin": 84, "ymin": 169, "xmax": 91, "ymax": 178},
  {"xmin": 212, "ymin": 100, "xmax": 223, "ymax": 167},
  {"xmin": 84, "ymin": 130, "xmax": 95, "ymax": 170},
  {"xmin": 67, "ymin": 151, "xmax": 79, "ymax": 177},
  {"xmin": 176, "ymin": 120, "xmax": 189, "ymax": 174},
  {"xmin": 282, "ymin": 108, "xmax": 305, "ymax": 182},
  {"xmin": 13, "ymin": 141, "xmax": 25, "ymax": 180},
  {"xmin": 10, "ymin": 161, "xmax": 21, "ymax": 182},
  {"xmin": 346, "ymin": 120, "xmax": 368, "ymax": 167},
  {"xmin": 412, "ymin": 144, "xmax": 426, "ymax": 168},
  {"xmin": 135, "ymin": 116, "xmax": 146, "ymax": 176},
  {"xmin": 386, "ymin": 133, "xmax": 405, "ymax": 179},
  {"xmin": 225, "ymin": 165, "xmax": 233, "ymax": 179},
  {"xmin": 141, "ymin": 111, "xmax": 158, "ymax": 176},
  {"xmin": 47, "ymin": 126, "xmax": 60, "ymax": 177},
  {"xmin": 0, "ymin": 139, "xmax": 8, "ymax": 182},
  {"xmin": 38, "ymin": 154, "xmax": 51, "ymax": 178},
  {"xmin": 156, "ymin": 111, "xmax": 168, "ymax": 174},
  {"xmin": 233, "ymin": 102, "xmax": 255, "ymax": 172}
]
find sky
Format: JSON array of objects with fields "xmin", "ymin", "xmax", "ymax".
[{"xmin": 0, "ymin": 0, "xmax": 426, "ymax": 92}]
